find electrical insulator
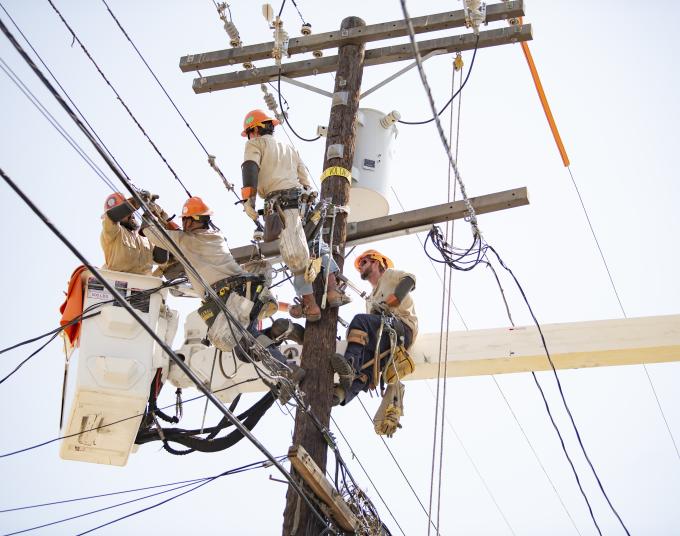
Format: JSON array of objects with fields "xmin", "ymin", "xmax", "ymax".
[
  {"xmin": 380, "ymin": 110, "xmax": 401, "ymax": 128},
  {"xmin": 312, "ymin": 50, "xmax": 323, "ymax": 58},
  {"xmin": 223, "ymin": 20, "xmax": 242, "ymax": 48},
  {"xmin": 454, "ymin": 53, "xmax": 464, "ymax": 72},
  {"xmin": 243, "ymin": 61, "xmax": 254, "ymax": 69},
  {"xmin": 463, "ymin": 0, "xmax": 486, "ymax": 34},
  {"xmin": 300, "ymin": 23, "xmax": 312, "ymax": 35}
]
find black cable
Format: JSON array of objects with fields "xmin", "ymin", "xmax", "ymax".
[
  {"xmin": 74, "ymin": 457, "xmax": 286, "ymax": 536},
  {"xmin": 277, "ymin": 71, "xmax": 321, "ymax": 142},
  {"xmin": 289, "ymin": 0, "xmax": 307, "ymax": 24},
  {"xmin": 100, "ymin": 0, "xmax": 213, "ymax": 161},
  {"xmin": 0, "ymin": 1, "xmax": 132, "ymax": 185},
  {"xmin": 0, "ymin": 56, "xmax": 118, "ymax": 192},
  {"xmin": 398, "ymin": 34, "xmax": 480, "ymax": 125},
  {"xmin": 0, "ymin": 331, "xmax": 59, "ymax": 386},
  {"xmin": 484, "ymin": 244, "xmax": 631, "ymax": 535},
  {"xmin": 45, "ymin": 0, "xmax": 192, "ymax": 198},
  {"xmin": 277, "ymin": 0, "xmax": 286, "ymax": 18},
  {"xmin": 3, "ymin": 458, "xmax": 282, "ymax": 536},
  {"xmin": 0, "ymin": 475, "xmax": 210, "ymax": 513}
]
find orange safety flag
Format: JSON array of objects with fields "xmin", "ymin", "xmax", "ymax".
[{"xmin": 59, "ymin": 265, "xmax": 88, "ymax": 350}]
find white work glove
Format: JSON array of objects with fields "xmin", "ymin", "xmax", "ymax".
[{"xmin": 244, "ymin": 200, "xmax": 258, "ymax": 221}]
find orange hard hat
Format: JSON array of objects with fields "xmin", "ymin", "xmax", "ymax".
[
  {"xmin": 241, "ymin": 109, "xmax": 280, "ymax": 137},
  {"xmin": 104, "ymin": 192, "xmax": 126, "ymax": 213},
  {"xmin": 182, "ymin": 196, "xmax": 213, "ymax": 218},
  {"xmin": 354, "ymin": 249, "xmax": 394, "ymax": 271}
]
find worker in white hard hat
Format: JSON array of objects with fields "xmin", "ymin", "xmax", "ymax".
[{"xmin": 240, "ymin": 109, "xmax": 350, "ymax": 323}]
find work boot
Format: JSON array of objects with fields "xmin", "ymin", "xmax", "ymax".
[
  {"xmin": 332, "ymin": 384, "xmax": 345, "ymax": 406},
  {"xmin": 288, "ymin": 294, "xmax": 321, "ymax": 322},
  {"xmin": 264, "ymin": 318, "xmax": 305, "ymax": 344},
  {"xmin": 326, "ymin": 274, "xmax": 351, "ymax": 309},
  {"xmin": 330, "ymin": 353, "xmax": 355, "ymax": 390},
  {"xmin": 276, "ymin": 363, "xmax": 306, "ymax": 405}
]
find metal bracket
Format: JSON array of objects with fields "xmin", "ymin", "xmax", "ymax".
[
  {"xmin": 274, "ymin": 75, "xmax": 333, "ymax": 98},
  {"xmin": 360, "ymin": 49, "xmax": 445, "ymax": 99}
]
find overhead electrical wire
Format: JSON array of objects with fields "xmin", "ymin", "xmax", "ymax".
[
  {"xmin": 398, "ymin": 35, "xmax": 480, "ymax": 126},
  {"xmin": 0, "ymin": 55, "xmax": 118, "ymax": 193},
  {"xmin": 356, "ymin": 398, "xmax": 440, "ymax": 535},
  {"xmin": 399, "ymin": 2, "xmax": 630, "ymax": 534},
  {"xmin": 277, "ymin": 71, "xmax": 321, "ymax": 142},
  {"xmin": 3, "ymin": 457, "xmax": 283, "ymax": 536},
  {"xmin": 45, "ymin": 0, "xmax": 193, "ymax": 198},
  {"xmin": 0, "ymin": 1, "xmax": 132, "ymax": 185},
  {"xmin": 98, "ymin": 0, "xmax": 248, "ymax": 212}
]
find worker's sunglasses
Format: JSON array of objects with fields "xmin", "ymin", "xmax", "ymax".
[{"xmin": 359, "ymin": 258, "xmax": 373, "ymax": 267}]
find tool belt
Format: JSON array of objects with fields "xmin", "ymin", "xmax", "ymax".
[
  {"xmin": 263, "ymin": 187, "xmax": 318, "ymax": 243},
  {"xmin": 358, "ymin": 321, "xmax": 415, "ymax": 391},
  {"xmin": 198, "ymin": 273, "xmax": 265, "ymax": 328}
]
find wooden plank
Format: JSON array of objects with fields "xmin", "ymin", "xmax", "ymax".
[
  {"xmin": 408, "ymin": 314, "xmax": 680, "ymax": 379},
  {"xmin": 179, "ymin": 1, "xmax": 525, "ymax": 72},
  {"xmin": 229, "ymin": 187, "xmax": 529, "ymax": 264},
  {"xmin": 192, "ymin": 24, "xmax": 532, "ymax": 93},
  {"xmin": 288, "ymin": 445, "xmax": 359, "ymax": 533},
  {"xmin": 195, "ymin": 315, "xmax": 680, "ymax": 396}
]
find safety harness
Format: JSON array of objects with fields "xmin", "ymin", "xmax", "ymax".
[
  {"xmin": 197, "ymin": 273, "xmax": 266, "ymax": 328},
  {"xmin": 262, "ymin": 187, "xmax": 319, "ymax": 242}
]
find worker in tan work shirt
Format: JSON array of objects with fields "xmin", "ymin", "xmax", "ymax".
[
  {"xmin": 101, "ymin": 192, "xmax": 154, "ymax": 275},
  {"xmin": 240, "ymin": 109, "xmax": 349, "ymax": 322}
]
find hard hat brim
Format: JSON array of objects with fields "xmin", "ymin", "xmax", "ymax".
[{"xmin": 241, "ymin": 118, "xmax": 280, "ymax": 137}]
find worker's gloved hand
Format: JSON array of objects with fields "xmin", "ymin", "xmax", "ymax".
[{"xmin": 244, "ymin": 199, "xmax": 258, "ymax": 221}]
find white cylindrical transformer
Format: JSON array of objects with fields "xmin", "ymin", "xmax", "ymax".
[{"xmin": 348, "ymin": 108, "xmax": 399, "ymax": 223}]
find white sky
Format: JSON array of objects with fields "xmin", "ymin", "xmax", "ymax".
[{"xmin": 1, "ymin": 1, "xmax": 679, "ymax": 535}]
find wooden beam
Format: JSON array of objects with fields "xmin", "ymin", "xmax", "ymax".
[
  {"xmin": 409, "ymin": 314, "xmax": 680, "ymax": 379},
  {"xmin": 190, "ymin": 315, "xmax": 680, "ymax": 397},
  {"xmin": 191, "ymin": 25, "xmax": 532, "ymax": 93},
  {"xmin": 179, "ymin": 1, "xmax": 525, "ymax": 72},
  {"xmin": 288, "ymin": 445, "xmax": 359, "ymax": 533},
  {"xmin": 229, "ymin": 187, "xmax": 529, "ymax": 264}
]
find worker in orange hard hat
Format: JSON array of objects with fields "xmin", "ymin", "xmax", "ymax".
[
  {"xmin": 330, "ymin": 249, "xmax": 418, "ymax": 410},
  {"xmin": 240, "ymin": 108, "xmax": 350, "ymax": 322},
  {"xmin": 144, "ymin": 195, "xmax": 305, "ymax": 403}
]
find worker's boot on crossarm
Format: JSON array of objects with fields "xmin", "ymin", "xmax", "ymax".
[{"xmin": 326, "ymin": 274, "xmax": 351, "ymax": 309}]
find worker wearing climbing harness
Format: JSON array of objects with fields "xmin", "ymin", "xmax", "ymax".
[
  {"xmin": 143, "ymin": 196, "xmax": 304, "ymax": 394},
  {"xmin": 240, "ymin": 109, "xmax": 350, "ymax": 322},
  {"xmin": 331, "ymin": 249, "xmax": 418, "ymax": 410}
]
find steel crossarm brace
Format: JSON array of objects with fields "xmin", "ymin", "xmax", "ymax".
[
  {"xmin": 360, "ymin": 49, "xmax": 445, "ymax": 99},
  {"xmin": 229, "ymin": 187, "xmax": 529, "ymax": 264},
  {"xmin": 179, "ymin": 1, "xmax": 525, "ymax": 72},
  {"xmin": 192, "ymin": 25, "xmax": 531, "ymax": 93}
]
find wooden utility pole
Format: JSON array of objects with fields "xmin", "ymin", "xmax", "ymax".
[{"xmin": 282, "ymin": 16, "xmax": 366, "ymax": 535}]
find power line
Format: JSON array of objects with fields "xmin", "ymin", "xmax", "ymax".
[
  {"xmin": 277, "ymin": 71, "xmax": 321, "ymax": 142},
  {"xmin": 0, "ymin": 55, "xmax": 118, "ymax": 192},
  {"xmin": 4, "ymin": 458, "xmax": 282, "ymax": 536},
  {"xmin": 566, "ymin": 166, "xmax": 680, "ymax": 462},
  {"xmin": 45, "ymin": 0, "xmax": 193, "ymax": 197},
  {"xmin": 0, "ymin": 1, "xmax": 132, "ymax": 185},
  {"xmin": 357, "ymin": 397, "xmax": 440, "ymax": 535}
]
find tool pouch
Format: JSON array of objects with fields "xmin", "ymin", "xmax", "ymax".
[{"xmin": 384, "ymin": 346, "xmax": 416, "ymax": 384}]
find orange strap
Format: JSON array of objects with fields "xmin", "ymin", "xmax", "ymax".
[
  {"xmin": 519, "ymin": 20, "xmax": 569, "ymax": 167},
  {"xmin": 59, "ymin": 265, "xmax": 88, "ymax": 348}
]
